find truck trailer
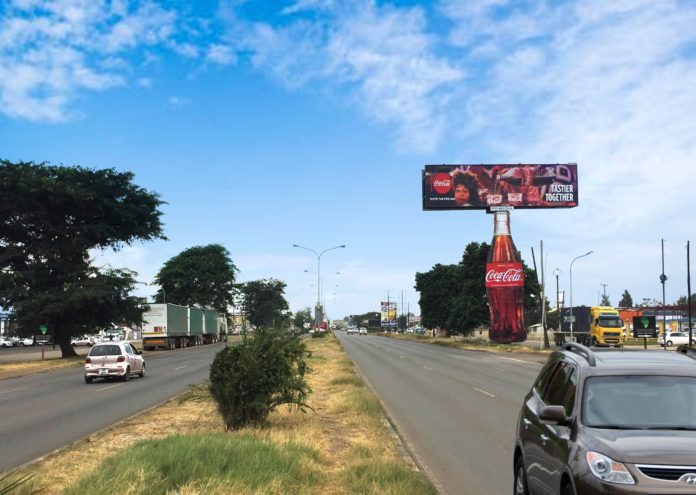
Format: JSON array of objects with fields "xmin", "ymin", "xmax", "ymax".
[
  {"xmin": 142, "ymin": 303, "xmax": 188, "ymax": 350},
  {"xmin": 560, "ymin": 305, "xmax": 624, "ymax": 347}
]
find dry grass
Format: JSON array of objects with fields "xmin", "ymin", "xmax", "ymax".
[
  {"xmin": 385, "ymin": 332, "xmax": 550, "ymax": 355},
  {"xmin": 5, "ymin": 334, "xmax": 436, "ymax": 495}
]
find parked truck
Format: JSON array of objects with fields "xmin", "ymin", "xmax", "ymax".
[
  {"xmin": 560, "ymin": 305, "xmax": 624, "ymax": 347},
  {"xmin": 142, "ymin": 303, "xmax": 188, "ymax": 350},
  {"xmin": 202, "ymin": 308, "xmax": 220, "ymax": 344}
]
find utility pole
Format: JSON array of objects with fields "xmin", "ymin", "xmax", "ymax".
[
  {"xmin": 660, "ymin": 239, "xmax": 668, "ymax": 349},
  {"xmin": 600, "ymin": 283, "xmax": 608, "ymax": 304},
  {"xmin": 687, "ymin": 241, "xmax": 692, "ymax": 347}
]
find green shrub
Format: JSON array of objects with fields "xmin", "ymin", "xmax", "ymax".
[
  {"xmin": 311, "ymin": 331, "xmax": 328, "ymax": 338},
  {"xmin": 209, "ymin": 327, "xmax": 312, "ymax": 430}
]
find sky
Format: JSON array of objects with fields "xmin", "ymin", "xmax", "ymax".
[{"xmin": 2, "ymin": 0, "xmax": 696, "ymax": 321}]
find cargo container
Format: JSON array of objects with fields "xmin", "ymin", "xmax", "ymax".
[
  {"xmin": 188, "ymin": 307, "xmax": 203, "ymax": 346},
  {"xmin": 142, "ymin": 303, "xmax": 188, "ymax": 350},
  {"xmin": 202, "ymin": 309, "xmax": 219, "ymax": 344}
]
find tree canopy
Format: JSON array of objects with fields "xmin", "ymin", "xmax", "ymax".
[
  {"xmin": 154, "ymin": 244, "xmax": 238, "ymax": 313},
  {"xmin": 239, "ymin": 279, "xmax": 289, "ymax": 329},
  {"xmin": 293, "ymin": 307, "xmax": 313, "ymax": 332},
  {"xmin": 0, "ymin": 160, "xmax": 165, "ymax": 357},
  {"xmin": 415, "ymin": 241, "xmax": 541, "ymax": 336}
]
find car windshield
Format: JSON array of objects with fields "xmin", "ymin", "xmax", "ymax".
[
  {"xmin": 89, "ymin": 345, "xmax": 122, "ymax": 357},
  {"xmin": 598, "ymin": 316, "xmax": 622, "ymax": 328},
  {"xmin": 583, "ymin": 375, "xmax": 696, "ymax": 429}
]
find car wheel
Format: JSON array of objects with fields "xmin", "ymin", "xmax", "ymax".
[
  {"xmin": 85, "ymin": 376, "xmax": 93, "ymax": 384},
  {"xmin": 139, "ymin": 363, "xmax": 145, "ymax": 378},
  {"xmin": 591, "ymin": 337, "xmax": 598, "ymax": 347},
  {"xmin": 514, "ymin": 457, "xmax": 529, "ymax": 495},
  {"xmin": 667, "ymin": 340, "xmax": 673, "ymax": 346},
  {"xmin": 561, "ymin": 480, "xmax": 576, "ymax": 495},
  {"xmin": 122, "ymin": 367, "xmax": 130, "ymax": 382}
]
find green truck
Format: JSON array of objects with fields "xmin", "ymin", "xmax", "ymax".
[{"xmin": 142, "ymin": 303, "xmax": 188, "ymax": 350}]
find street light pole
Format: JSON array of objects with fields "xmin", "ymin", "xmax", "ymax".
[
  {"xmin": 293, "ymin": 244, "xmax": 345, "ymax": 328},
  {"xmin": 570, "ymin": 250, "xmax": 593, "ymax": 343}
]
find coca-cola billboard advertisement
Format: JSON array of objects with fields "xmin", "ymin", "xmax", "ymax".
[
  {"xmin": 485, "ymin": 262, "xmax": 525, "ymax": 287},
  {"xmin": 422, "ymin": 164, "xmax": 578, "ymax": 210}
]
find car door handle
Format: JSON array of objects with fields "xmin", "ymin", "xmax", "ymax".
[
  {"xmin": 540, "ymin": 435, "xmax": 549, "ymax": 445},
  {"xmin": 523, "ymin": 419, "xmax": 532, "ymax": 430}
]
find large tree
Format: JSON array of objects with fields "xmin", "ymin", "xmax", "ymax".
[
  {"xmin": 0, "ymin": 160, "xmax": 165, "ymax": 357},
  {"xmin": 239, "ymin": 279, "xmax": 289, "ymax": 329},
  {"xmin": 293, "ymin": 307, "xmax": 313, "ymax": 332},
  {"xmin": 154, "ymin": 244, "xmax": 238, "ymax": 313}
]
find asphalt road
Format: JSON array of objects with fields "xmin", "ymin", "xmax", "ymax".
[
  {"xmin": 0, "ymin": 343, "xmax": 226, "ymax": 473},
  {"xmin": 335, "ymin": 332, "xmax": 545, "ymax": 495}
]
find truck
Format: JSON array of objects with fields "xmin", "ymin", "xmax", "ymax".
[
  {"xmin": 202, "ymin": 308, "xmax": 220, "ymax": 344},
  {"xmin": 142, "ymin": 303, "xmax": 188, "ymax": 350},
  {"xmin": 560, "ymin": 305, "xmax": 624, "ymax": 347}
]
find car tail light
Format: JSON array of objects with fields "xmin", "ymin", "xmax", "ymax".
[
  {"xmin": 117, "ymin": 356, "xmax": 126, "ymax": 362},
  {"xmin": 85, "ymin": 357, "xmax": 91, "ymax": 364}
]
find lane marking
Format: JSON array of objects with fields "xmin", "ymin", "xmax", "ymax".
[
  {"xmin": 0, "ymin": 387, "xmax": 27, "ymax": 395},
  {"xmin": 175, "ymin": 365, "xmax": 188, "ymax": 370},
  {"xmin": 473, "ymin": 387, "xmax": 495, "ymax": 398},
  {"xmin": 496, "ymin": 356, "xmax": 536, "ymax": 364},
  {"xmin": 96, "ymin": 384, "xmax": 122, "ymax": 392},
  {"xmin": 423, "ymin": 366, "xmax": 433, "ymax": 372}
]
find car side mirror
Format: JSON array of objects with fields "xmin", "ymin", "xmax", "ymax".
[{"xmin": 539, "ymin": 405, "xmax": 569, "ymax": 425}]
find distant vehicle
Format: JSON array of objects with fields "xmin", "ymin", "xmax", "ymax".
[
  {"xmin": 359, "ymin": 327, "xmax": 368, "ymax": 336},
  {"xmin": 0, "ymin": 337, "xmax": 14, "ymax": 348},
  {"xmin": 347, "ymin": 327, "xmax": 357, "ymax": 335},
  {"xmin": 514, "ymin": 343, "xmax": 696, "ymax": 495},
  {"xmin": 71, "ymin": 336, "xmax": 95, "ymax": 346},
  {"xmin": 84, "ymin": 341, "xmax": 145, "ymax": 383},
  {"xmin": 17, "ymin": 337, "xmax": 34, "ymax": 347},
  {"xmin": 660, "ymin": 331, "xmax": 695, "ymax": 346}
]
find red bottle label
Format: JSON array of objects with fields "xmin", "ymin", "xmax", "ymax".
[{"xmin": 485, "ymin": 262, "xmax": 525, "ymax": 287}]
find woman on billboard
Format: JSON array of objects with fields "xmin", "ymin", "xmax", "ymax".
[{"xmin": 452, "ymin": 172, "xmax": 481, "ymax": 207}]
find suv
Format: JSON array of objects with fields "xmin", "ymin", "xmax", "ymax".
[{"xmin": 514, "ymin": 343, "xmax": 696, "ymax": 494}]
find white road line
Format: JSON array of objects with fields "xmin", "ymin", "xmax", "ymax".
[
  {"xmin": 473, "ymin": 387, "xmax": 495, "ymax": 398},
  {"xmin": 0, "ymin": 387, "xmax": 27, "ymax": 395},
  {"xmin": 175, "ymin": 365, "xmax": 187, "ymax": 370},
  {"xmin": 496, "ymin": 356, "xmax": 536, "ymax": 364},
  {"xmin": 96, "ymin": 384, "xmax": 122, "ymax": 392},
  {"xmin": 423, "ymin": 366, "xmax": 434, "ymax": 371}
]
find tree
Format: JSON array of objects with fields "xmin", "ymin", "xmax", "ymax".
[
  {"xmin": 0, "ymin": 160, "xmax": 165, "ymax": 357},
  {"xmin": 293, "ymin": 307, "xmax": 313, "ymax": 332},
  {"xmin": 618, "ymin": 290, "xmax": 633, "ymax": 308},
  {"xmin": 415, "ymin": 263, "xmax": 465, "ymax": 336},
  {"xmin": 640, "ymin": 297, "xmax": 661, "ymax": 307},
  {"xmin": 600, "ymin": 294, "xmax": 612, "ymax": 306},
  {"xmin": 675, "ymin": 294, "xmax": 696, "ymax": 306},
  {"xmin": 154, "ymin": 244, "xmax": 238, "ymax": 313},
  {"xmin": 239, "ymin": 279, "xmax": 289, "ymax": 329},
  {"xmin": 447, "ymin": 242, "xmax": 490, "ymax": 335}
]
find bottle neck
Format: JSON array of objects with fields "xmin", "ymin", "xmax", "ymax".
[{"xmin": 493, "ymin": 211, "xmax": 511, "ymax": 236}]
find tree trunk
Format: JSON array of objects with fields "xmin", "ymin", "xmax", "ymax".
[{"xmin": 57, "ymin": 333, "xmax": 78, "ymax": 358}]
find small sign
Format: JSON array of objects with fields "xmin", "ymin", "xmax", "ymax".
[
  {"xmin": 564, "ymin": 316, "xmax": 576, "ymax": 323},
  {"xmin": 488, "ymin": 205, "xmax": 515, "ymax": 212},
  {"xmin": 633, "ymin": 316, "xmax": 657, "ymax": 338},
  {"xmin": 39, "ymin": 324, "xmax": 48, "ymax": 335}
]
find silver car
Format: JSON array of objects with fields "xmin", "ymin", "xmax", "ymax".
[{"xmin": 84, "ymin": 341, "xmax": 145, "ymax": 383}]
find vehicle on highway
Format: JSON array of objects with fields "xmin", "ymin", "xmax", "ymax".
[
  {"xmin": 71, "ymin": 336, "xmax": 96, "ymax": 346},
  {"xmin": 359, "ymin": 327, "xmax": 368, "ymax": 336},
  {"xmin": 16, "ymin": 337, "xmax": 34, "ymax": 346},
  {"xmin": 347, "ymin": 327, "xmax": 357, "ymax": 335},
  {"xmin": 514, "ymin": 342, "xmax": 696, "ymax": 495},
  {"xmin": 0, "ymin": 337, "xmax": 14, "ymax": 348},
  {"xmin": 84, "ymin": 341, "xmax": 145, "ymax": 383},
  {"xmin": 659, "ymin": 331, "xmax": 695, "ymax": 347}
]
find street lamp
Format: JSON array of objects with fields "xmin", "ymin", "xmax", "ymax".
[
  {"xmin": 570, "ymin": 250, "xmax": 593, "ymax": 342},
  {"xmin": 293, "ymin": 244, "xmax": 346, "ymax": 328}
]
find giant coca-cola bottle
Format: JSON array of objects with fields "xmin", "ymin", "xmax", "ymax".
[{"xmin": 485, "ymin": 211, "xmax": 526, "ymax": 342}]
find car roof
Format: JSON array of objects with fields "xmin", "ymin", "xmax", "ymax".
[{"xmin": 558, "ymin": 346, "xmax": 696, "ymax": 376}]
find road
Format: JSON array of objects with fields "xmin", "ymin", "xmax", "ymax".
[
  {"xmin": 335, "ymin": 332, "xmax": 544, "ymax": 495},
  {"xmin": 0, "ymin": 343, "xmax": 225, "ymax": 473}
]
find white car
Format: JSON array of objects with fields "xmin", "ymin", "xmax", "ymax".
[
  {"xmin": 0, "ymin": 337, "xmax": 14, "ymax": 348},
  {"xmin": 359, "ymin": 327, "xmax": 368, "ymax": 336},
  {"xmin": 84, "ymin": 341, "xmax": 145, "ymax": 383},
  {"xmin": 347, "ymin": 327, "xmax": 357, "ymax": 335},
  {"xmin": 71, "ymin": 336, "xmax": 96, "ymax": 346},
  {"xmin": 659, "ymin": 331, "xmax": 695, "ymax": 346},
  {"xmin": 17, "ymin": 337, "xmax": 34, "ymax": 346}
]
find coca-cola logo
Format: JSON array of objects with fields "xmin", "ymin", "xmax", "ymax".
[
  {"xmin": 431, "ymin": 173, "xmax": 452, "ymax": 194},
  {"xmin": 485, "ymin": 262, "xmax": 525, "ymax": 287}
]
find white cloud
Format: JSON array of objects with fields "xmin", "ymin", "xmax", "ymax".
[{"xmin": 206, "ymin": 43, "xmax": 236, "ymax": 65}]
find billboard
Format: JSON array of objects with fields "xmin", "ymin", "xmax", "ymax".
[
  {"xmin": 633, "ymin": 316, "xmax": 657, "ymax": 338},
  {"xmin": 422, "ymin": 164, "xmax": 578, "ymax": 210},
  {"xmin": 381, "ymin": 301, "xmax": 397, "ymax": 327}
]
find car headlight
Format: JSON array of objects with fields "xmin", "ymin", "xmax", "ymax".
[{"xmin": 586, "ymin": 452, "xmax": 635, "ymax": 484}]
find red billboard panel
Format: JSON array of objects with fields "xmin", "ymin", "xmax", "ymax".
[{"xmin": 422, "ymin": 164, "xmax": 578, "ymax": 210}]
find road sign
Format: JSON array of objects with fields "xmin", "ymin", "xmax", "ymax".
[{"xmin": 39, "ymin": 324, "xmax": 47, "ymax": 335}]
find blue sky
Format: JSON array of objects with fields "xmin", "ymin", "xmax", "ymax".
[{"xmin": 2, "ymin": 0, "xmax": 696, "ymax": 320}]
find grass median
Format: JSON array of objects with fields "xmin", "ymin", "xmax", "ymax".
[{"xmin": 3, "ymin": 334, "xmax": 438, "ymax": 495}]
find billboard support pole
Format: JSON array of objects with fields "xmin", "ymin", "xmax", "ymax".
[
  {"xmin": 687, "ymin": 240, "xmax": 692, "ymax": 347},
  {"xmin": 540, "ymin": 240, "xmax": 549, "ymax": 349},
  {"xmin": 660, "ymin": 239, "xmax": 667, "ymax": 349}
]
